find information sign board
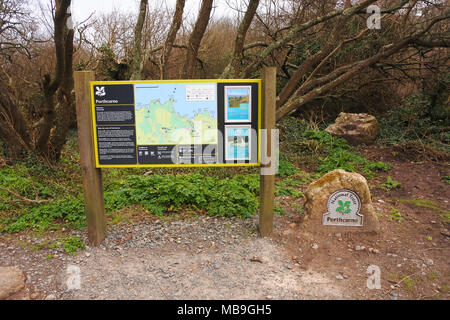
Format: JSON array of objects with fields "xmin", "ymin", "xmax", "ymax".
[{"xmin": 90, "ymin": 80, "xmax": 260, "ymax": 168}]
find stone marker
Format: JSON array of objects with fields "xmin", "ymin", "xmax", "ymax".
[
  {"xmin": 303, "ymin": 169, "xmax": 379, "ymax": 233},
  {"xmin": 0, "ymin": 266, "xmax": 26, "ymax": 299},
  {"xmin": 326, "ymin": 112, "xmax": 379, "ymax": 145}
]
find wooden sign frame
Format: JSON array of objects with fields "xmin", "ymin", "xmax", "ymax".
[{"xmin": 74, "ymin": 69, "xmax": 276, "ymax": 245}]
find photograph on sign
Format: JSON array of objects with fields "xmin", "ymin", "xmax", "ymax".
[
  {"xmin": 225, "ymin": 125, "xmax": 251, "ymax": 161},
  {"xmin": 224, "ymin": 86, "xmax": 251, "ymax": 122}
]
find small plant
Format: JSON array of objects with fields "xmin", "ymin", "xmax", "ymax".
[
  {"xmin": 275, "ymin": 186, "xmax": 303, "ymax": 198},
  {"xmin": 403, "ymin": 276, "xmax": 414, "ymax": 292},
  {"xmin": 277, "ymin": 159, "xmax": 298, "ymax": 177},
  {"xmin": 381, "ymin": 176, "xmax": 402, "ymax": 191},
  {"xmin": 274, "ymin": 206, "xmax": 286, "ymax": 216},
  {"xmin": 427, "ymin": 273, "xmax": 438, "ymax": 281},
  {"xmin": 389, "ymin": 207, "xmax": 403, "ymax": 223},
  {"xmin": 442, "ymin": 176, "xmax": 450, "ymax": 185},
  {"xmin": 59, "ymin": 236, "xmax": 86, "ymax": 255}
]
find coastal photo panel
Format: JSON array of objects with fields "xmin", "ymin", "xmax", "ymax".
[
  {"xmin": 224, "ymin": 85, "xmax": 251, "ymax": 122},
  {"xmin": 225, "ymin": 125, "xmax": 251, "ymax": 161}
]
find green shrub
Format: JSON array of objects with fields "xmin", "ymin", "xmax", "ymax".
[
  {"xmin": 60, "ymin": 236, "xmax": 86, "ymax": 255},
  {"xmin": 104, "ymin": 173, "xmax": 259, "ymax": 219},
  {"xmin": 278, "ymin": 159, "xmax": 298, "ymax": 177},
  {"xmin": 301, "ymin": 130, "xmax": 391, "ymax": 176},
  {"xmin": 1, "ymin": 198, "xmax": 86, "ymax": 233}
]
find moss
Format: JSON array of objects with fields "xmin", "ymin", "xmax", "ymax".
[{"xmin": 398, "ymin": 198, "xmax": 450, "ymax": 222}]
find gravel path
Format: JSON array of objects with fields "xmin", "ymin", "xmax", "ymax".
[{"xmin": 1, "ymin": 215, "xmax": 349, "ymax": 300}]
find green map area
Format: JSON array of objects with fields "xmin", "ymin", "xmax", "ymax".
[{"xmin": 135, "ymin": 98, "xmax": 217, "ymax": 145}]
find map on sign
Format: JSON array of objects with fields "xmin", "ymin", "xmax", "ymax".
[{"xmin": 134, "ymin": 83, "xmax": 217, "ymax": 145}]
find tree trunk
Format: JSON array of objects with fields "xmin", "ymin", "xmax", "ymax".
[
  {"xmin": 181, "ymin": 0, "xmax": 213, "ymax": 79},
  {"xmin": 160, "ymin": 0, "xmax": 185, "ymax": 79},
  {"xmin": 130, "ymin": 0, "xmax": 148, "ymax": 80},
  {"xmin": 221, "ymin": 0, "xmax": 259, "ymax": 79},
  {"xmin": 35, "ymin": 0, "xmax": 72, "ymax": 157},
  {"xmin": 50, "ymin": 27, "xmax": 75, "ymax": 160},
  {"xmin": 0, "ymin": 82, "xmax": 32, "ymax": 158}
]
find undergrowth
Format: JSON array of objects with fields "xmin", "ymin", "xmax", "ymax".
[
  {"xmin": 1, "ymin": 173, "xmax": 260, "ymax": 233},
  {"xmin": 299, "ymin": 130, "xmax": 390, "ymax": 177},
  {"xmin": 377, "ymin": 92, "xmax": 449, "ymax": 152}
]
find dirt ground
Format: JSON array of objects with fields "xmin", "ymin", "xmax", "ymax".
[{"xmin": 0, "ymin": 146, "xmax": 449, "ymax": 300}]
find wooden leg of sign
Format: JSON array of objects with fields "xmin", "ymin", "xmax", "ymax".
[
  {"xmin": 74, "ymin": 71, "xmax": 107, "ymax": 246},
  {"xmin": 259, "ymin": 67, "xmax": 277, "ymax": 237}
]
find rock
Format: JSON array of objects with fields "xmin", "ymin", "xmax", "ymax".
[
  {"xmin": 45, "ymin": 294, "xmax": 56, "ymax": 300},
  {"xmin": 325, "ymin": 112, "xmax": 380, "ymax": 145},
  {"xmin": 336, "ymin": 275, "xmax": 344, "ymax": 280},
  {"xmin": 425, "ymin": 259, "xmax": 434, "ymax": 266},
  {"xmin": 0, "ymin": 266, "xmax": 26, "ymax": 299},
  {"xmin": 303, "ymin": 169, "xmax": 379, "ymax": 233},
  {"xmin": 311, "ymin": 243, "xmax": 319, "ymax": 250}
]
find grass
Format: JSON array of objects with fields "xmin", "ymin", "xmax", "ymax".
[{"xmin": 397, "ymin": 198, "xmax": 450, "ymax": 222}]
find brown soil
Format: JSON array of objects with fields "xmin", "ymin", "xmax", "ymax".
[{"xmin": 275, "ymin": 146, "xmax": 450, "ymax": 299}]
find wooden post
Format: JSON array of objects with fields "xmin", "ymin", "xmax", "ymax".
[
  {"xmin": 259, "ymin": 67, "xmax": 276, "ymax": 237},
  {"xmin": 74, "ymin": 71, "xmax": 107, "ymax": 246}
]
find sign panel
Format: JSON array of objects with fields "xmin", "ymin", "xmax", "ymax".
[
  {"xmin": 90, "ymin": 80, "xmax": 261, "ymax": 168},
  {"xmin": 322, "ymin": 189, "xmax": 364, "ymax": 227}
]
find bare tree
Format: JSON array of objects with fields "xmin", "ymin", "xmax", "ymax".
[
  {"xmin": 35, "ymin": 0, "xmax": 74, "ymax": 159},
  {"xmin": 0, "ymin": 0, "xmax": 74, "ymax": 161},
  {"xmin": 181, "ymin": 0, "xmax": 214, "ymax": 79},
  {"xmin": 130, "ymin": 0, "xmax": 148, "ymax": 80},
  {"xmin": 221, "ymin": 0, "xmax": 260, "ymax": 78},
  {"xmin": 159, "ymin": 0, "xmax": 185, "ymax": 79}
]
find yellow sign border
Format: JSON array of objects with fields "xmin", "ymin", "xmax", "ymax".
[{"xmin": 90, "ymin": 79, "xmax": 262, "ymax": 168}]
